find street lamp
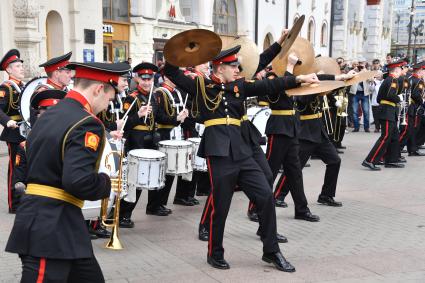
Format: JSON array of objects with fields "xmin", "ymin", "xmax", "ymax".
[{"xmin": 413, "ymin": 20, "xmax": 424, "ymax": 64}]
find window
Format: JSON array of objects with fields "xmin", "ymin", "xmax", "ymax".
[
  {"xmin": 213, "ymin": 0, "xmax": 237, "ymax": 36},
  {"xmin": 308, "ymin": 18, "xmax": 315, "ymax": 44},
  {"xmin": 321, "ymin": 22, "xmax": 328, "ymax": 47},
  {"xmin": 103, "ymin": 0, "xmax": 129, "ymax": 22}
]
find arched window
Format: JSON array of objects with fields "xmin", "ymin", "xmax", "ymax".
[
  {"xmin": 46, "ymin": 11, "xmax": 64, "ymax": 59},
  {"xmin": 263, "ymin": 33, "xmax": 274, "ymax": 50},
  {"xmin": 321, "ymin": 22, "xmax": 328, "ymax": 47},
  {"xmin": 213, "ymin": 0, "xmax": 237, "ymax": 35},
  {"xmin": 307, "ymin": 18, "xmax": 315, "ymax": 44}
]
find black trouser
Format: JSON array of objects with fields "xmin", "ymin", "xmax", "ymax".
[
  {"xmin": 371, "ymin": 106, "xmax": 381, "ymax": 131},
  {"xmin": 264, "ymin": 134, "xmax": 309, "ymax": 215},
  {"xmin": 277, "ymin": 138, "xmax": 341, "ymax": 200},
  {"xmin": 20, "ymin": 255, "xmax": 104, "ymax": 283},
  {"xmin": 417, "ymin": 115, "xmax": 425, "ymax": 146},
  {"xmin": 366, "ymin": 119, "xmax": 399, "ymax": 164},
  {"xmin": 147, "ymin": 175, "xmax": 174, "ymax": 211},
  {"xmin": 399, "ymin": 115, "xmax": 419, "ymax": 153},
  {"xmin": 6, "ymin": 142, "xmax": 19, "ymax": 212},
  {"xmin": 194, "ymin": 171, "xmax": 211, "ymax": 195},
  {"xmin": 175, "ymin": 175, "xmax": 196, "ymax": 200},
  {"xmin": 120, "ymin": 190, "xmax": 142, "ymax": 219},
  {"xmin": 205, "ymin": 155, "xmax": 279, "ymax": 259}
]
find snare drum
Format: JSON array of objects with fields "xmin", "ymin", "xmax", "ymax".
[
  {"xmin": 127, "ymin": 149, "xmax": 166, "ymax": 190},
  {"xmin": 187, "ymin": 138, "xmax": 207, "ymax": 172},
  {"xmin": 158, "ymin": 140, "xmax": 193, "ymax": 175}
]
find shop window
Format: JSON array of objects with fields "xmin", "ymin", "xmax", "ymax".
[{"xmin": 213, "ymin": 0, "xmax": 237, "ymax": 36}]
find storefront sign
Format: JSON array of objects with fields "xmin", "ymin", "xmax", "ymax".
[{"xmin": 103, "ymin": 24, "xmax": 114, "ymax": 37}]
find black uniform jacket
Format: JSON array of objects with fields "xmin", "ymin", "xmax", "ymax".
[
  {"xmin": 154, "ymin": 84, "xmax": 183, "ymax": 140},
  {"xmin": 377, "ymin": 75, "xmax": 400, "ymax": 121},
  {"xmin": 409, "ymin": 75, "xmax": 424, "ymax": 116},
  {"xmin": 0, "ymin": 79, "xmax": 25, "ymax": 143},
  {"xmin": 6, "ymin": 90, "xmax": 111, "ymax": 259},
  {"xmin": 164, "ymin": 63, "xmax": 298, "ymax": 161},
  {"xmin": 296, "ymin": 74, "xmax": 335, "ymax": 143}
]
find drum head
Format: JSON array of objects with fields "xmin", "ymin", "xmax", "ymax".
[
  {"xmin": 250, "ymin": 107, "xmax": 271, "ymax": 137},
  {"xmin": 128, "ymin": 149, "xmax": 166, "ymax": 159},
  {"xmin": 159, "ymin": 140, "xmax": 192, "ymax": 147},
  {"xmin": 98, "ymin": 132, "xmax": 119, "ymax": 174},
  {"xmin": 20, "ymin": 77, "xmax": 48, "ymax": 128}
]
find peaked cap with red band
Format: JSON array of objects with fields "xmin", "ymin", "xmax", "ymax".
[
  {"xmin": 0, "ymin": 49, "xmax": 23, "ymax": 71},
  {"xmin": 31, "ymin": 89, "xmax": 67, "ymax": 109},
  {"xmin": 411, "ymin": 61, "xmax": 425, "ymax": 70},
  {"xmin": 212, "ymin": 45, "xmax": 241, "ymax": 66},
  {"xmin": 387, "ymin": 59, "xmax": 408, "ymax": 70},
  {"xmin": 133, "ymin": 62, "xmax": 158, "ymax": 79},
  {"xmin": 39, "ymin": 52, "xmax": 72, "ymax": 73},
  {"xmin": 67, "ymin": 62, "xmax": 131, "ymax": 86}
]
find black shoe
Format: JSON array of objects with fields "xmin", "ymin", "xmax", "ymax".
[
  {"xmin": 160, "ymin": 205, "xmax": 172, "ymax": 214},
  {"xmin": 365, "ymin": 128, "xmax": 370, "ymax": 132},
  {"xmin": 89, "ymin": 233, "xmax": 98, "ymax": 240},
  {"xmin": 207, "ymin": 256, "xmax": 230, "ymax": 269},
  {"xmin": 384, "ymin": 162, "xmax": 405, "ymax": 168},
  {"xmin": 409, "ymin": 151, "xmax": 425, "ymax": 156},
  {"xmin": 173, "ymin": 197, "xmax": 195, "ymax": 206},
  {"xmin": 247, "ymin": 210, "xmax": 259, "ymax": 222},
  {"xmin": 418, "ymin": 145, "xmax": 425, "ymax": 149},
  {"xmin": 146, "ymin": 207, "xmax": 169, "ymax": 216},
  {"xmin": 188, "ymin": 197, "xmax": 200, "ymax": 205},
  {"xmin": 119, "ymin": 217, "xmax": 135, "ymax": 228},
  {"xmin": 256, "ymin": 230, "xmax": 288, "ymax": 243},
  {"xmin": 362, "ymin": 160, "xmax": 381, "ymax": 171},
  {"xmin": 196, "ymin": 191, "xmax": 209, "ymax": 196},
  {"xmin": 352, "ymin": 128, "xmax": 359, "ymax": 132},
  {"xmin": 318, "ymin": 195, "xmax": 343, "ymax": 207},
  {"xmin": 199, "ymin": 225, "xmax": 209, "ymax": 241},
  {"xmin": 397, "ymin": 157, "xmax": 407, "ymax": 163},
  {"xmin": 262, "ymin": 252, "xmax": 295, "ymax": 272},
  {"xmin": 295, "ymin": 211, "xmax": 320, "ymax": 222},
  {"xmin": 275, "ymin": 199, "xmax": 288, "ymax": 208},
  {"xmin": 376, "ymin": 160, "xmax": 384, "ymax": 166},
  {"xmin": 90, "ymin": 223, "xmax": 112, "ymax": 238}
]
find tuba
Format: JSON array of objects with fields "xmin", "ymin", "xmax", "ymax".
[{"xmin": 100, "ymin": 138, "xmax": 126, "ymax": 250}]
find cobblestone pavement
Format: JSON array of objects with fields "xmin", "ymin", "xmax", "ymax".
[{"xmin": 1, "ymin": 129, "xmax": 425, "ymax": 282}]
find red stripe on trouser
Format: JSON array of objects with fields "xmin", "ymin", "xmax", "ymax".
[
  {"xmin": 370, "ymin": 120, "xmax": 389, "ymax": 162},
  {"xmin": 415, "ymin": 116, "xmax": 419, "ymax": 128},
  {"xmin": 274, "ymin": 176, "xmax": 286, "ymax": 198},
  {"xmin": 200, "ymin": 195, "xmax": 212, "ymax": 225},
  {"xmin": 36, "ymin": 258, "xmax": 46, "ymax": 283},
  {"xmin": 399, "ymin": 117, "xmax": 408, "ymax": 142},
  {"xmin": 7, "ymin": 143, "xmax": 13, "ymax": 209},
  {"xmin": 266, "ymin": 135, "xmax": 274, "ymax": 160},
  {"xmin": 206, "ymin": 157, "xmax": 215, "ymax": 257}
]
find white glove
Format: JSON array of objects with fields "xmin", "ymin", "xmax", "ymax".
[
  {"xmin": 335, "ymin": 100, "xmax": 342, "ymax": 107},
  {"xmin": 398, "ymin": 94, "xmax": 404, "ymax": 101},
  {"xmin": 7, "ymin": 120, "xmax": 18, "ymax": 128}
]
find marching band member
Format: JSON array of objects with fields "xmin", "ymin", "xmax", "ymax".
[
  {"xmin": 399, "ymin": 62, "xmax": 425, "ymax": 156},
  {"xmin": 118, "ymin": 62, "xmax": 157, "ymax": 227},
  {"xmin": 362, "ymin": 59, "xmax": 407, "ymax": 170},
  {"xmin": 6, "ymin": 62, "xmax": 131, "ymax": 282},
  {"xmin": 147, "ymin": 72, "xmax": 188, "ymax": 216},
  {"xmin": 165, "ymin": 45, "xmax": 319, "ymax": 272},
  {"xmin": 0, "ymin": 49, "xmax": 25, "ymax": 213},
  {"xmin": 36, "ymin": 52, "xmax": 73, "ymax": 92}
]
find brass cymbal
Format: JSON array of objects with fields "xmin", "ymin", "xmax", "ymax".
[
  {"xmin": 272, "ymin": 37, "xmax": 315, "ymax": 76},
  {"xmin": 312, "ymin": 57, "xmax": 341, "ymax": 75},
  {"xmin": 344, "ymin": 70, "xmax": 379, "ymax": 86},
  {"xmin": 224, "ymin": 36, "xmax": 259, "ymax": 79},
  {"xmin": 164, "ymin": 29, "xmax": 222, "ymax": 67},
  {"xmin": 279, "ymin": 15, "xmax": 305, "ymax": 58},
  {"xmin": 286, "ymin": 81, "xmax": 346, "ymax": 96}
]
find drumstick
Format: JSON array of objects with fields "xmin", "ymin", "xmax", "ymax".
[
  {"xmin": 144, "ymin": 82, "xmax": 154, "ymax": 123},
  {"xmin": 121, "ymin": 98, "xmax": 137, "ymax": 121},
  {"xmin": 183, "ymin": 93, "xmax": 189, "ymax": 110},
  {"xmin": 120, "ymin": 115, "xmax": 129, "ymax": 133}
]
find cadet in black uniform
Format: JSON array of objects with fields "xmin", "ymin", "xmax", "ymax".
[
  {"xmin": 118, "ymin": 62, "xmax": 157, "ymax": 227},
  {"xmin": 147, "ymin": 73, "xmax": 188, "ymax": 216},
  {"xmin": 165, "ymin": 45, "xmax": 319, "ymax": 272},
  {"xmin": 37, "ymin": 52, "xmax": 73, "ymax": 92},
  {"xmin": 6, "ymin": 62, "xmax": 131, "ymax": 282},
  {"xmin": 399, "ymin": 62, "xmax": 425, "ymax": 156},
  {"xmin": 362, "ymin": 59, "xmax": 407, "ymax": 170},
  {"xmin": 0, "ymin": 49, "xmax": 25, "ymax": 213}
]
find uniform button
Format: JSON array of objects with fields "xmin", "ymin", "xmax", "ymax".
[
  {"xmin": 221, "ymin": 85, "xmax": 225, "ymax": 90},
  {"xmin": 226, "ymin": 115, "xmax": 230, "ymax": 118},
  {"xmin": 224, "ymin": 102, "xmax": 228, "ymax": 105},
  {"xmin": 225, "ymin": 109, "xmax": 228, "ymax": 112},
  {"xmin": 222, "ymin": 96, "xmax": 226, "ymax": 100}
]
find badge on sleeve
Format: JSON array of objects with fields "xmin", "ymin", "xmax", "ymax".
[
  {"xmin": 123, "ymin": 102, "xmax": 130, "ymax": 110},
  {"xmin": 420, "ymin": 84, "xmax": 424, "ymax": 90},
  {"xmin": 391, "ymin": 82, "xmax": 397, "ymax": 89},
  {"xmin": 15, "ymin": 155, "xmax": 20, "ymax": 166},
  {"xmin": 85, "ymin": 132, "xmax": 100, "ymax": 151},
  {"xmin": 0, "ymin": 90, "xmax": 5, "ymax": 98}
]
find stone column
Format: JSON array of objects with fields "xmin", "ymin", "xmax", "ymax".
[{"xmin": 13, "ymin": 0, "xmax": 42, "ymax": 79}]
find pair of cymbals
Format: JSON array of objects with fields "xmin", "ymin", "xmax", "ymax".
[
  {"xmin": 344, "ymin": 70, "xmax": 379, "ymax": 86},
  {"xmin": 311, "ymin": 57, "xmax": 341, "ymax": 75},
  {"xmin": 223, "ymin": 36, "xmax": 260, "ymax": 79},
  {"xmin": 164, "ymin": 29, "xmax": 222, "ymax": 67},
  {"xmin": 286, "ymin": 81, "xmax": 345, "ymax": 96}
]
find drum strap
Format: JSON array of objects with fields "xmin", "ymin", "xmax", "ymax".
[{"xmin": 26, "ymin": 184, "xmax": 84, "ymax": 208}]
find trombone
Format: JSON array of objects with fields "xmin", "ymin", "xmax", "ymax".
[
  {"xmin": 322, "ymin": 95, "xmax": 334, "ymax": 135},
  {"xmin": 100, "ymin": 139, "xmax": 126, "ymax": 250},
  {"xmin": 333, "ymin": 88, "xmax": 348, "ymax": 142}
]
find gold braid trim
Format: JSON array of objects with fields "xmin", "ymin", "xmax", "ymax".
[
  {"xmin": 4, "ymin": 84, "xmax": 19, "ymax": 113},
  {"xmin": 157, "ymin": 89, "xmax": 175, "ymax": 117},
  {"xmin": 197, "ymin": 76, "xmax": 222, "ymax": 111}
]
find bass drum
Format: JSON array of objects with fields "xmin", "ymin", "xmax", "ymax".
[
  {"xmin": 82, "ymin": 133, "xmax": 119, "ymax": 220},
  {"xmin": 247, "ymin": 106, "xmax": 271, "ymax": 153},
  {"xmin": 19, "ymin": 76, "xmax": 48, "ymax": 129}
]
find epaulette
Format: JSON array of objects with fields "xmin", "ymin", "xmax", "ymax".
[{"xmin": 19, "ymin": 141, "xmax": 26, "ymax": 148}]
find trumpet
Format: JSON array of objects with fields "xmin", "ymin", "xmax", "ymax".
[
  {"xmin": 322, "ymin": 95, "xmax": 334, "ymax": 135},
  {"xmin": 100, "ymin": 139, "xmax": 126, "ymax": 250},
  {"xmin": 334, "ymin": 89, "xmax": 348, "ymax": 142},
  {"xmin": 398, "ymin": 90, "xmax": 409, "ymax": 127}
]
